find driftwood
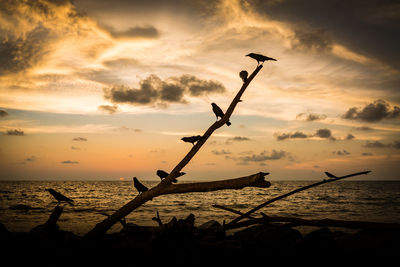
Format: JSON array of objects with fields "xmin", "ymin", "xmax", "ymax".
[
  {"xmin": 224, "ymin": 214, "xmax": 400, "ymax": 231},
  {"xmin": 84, "ymin": 64, "xmax": 266, "ymax": 239},
  {"xmin": 224, "ymin": 171, "xmax": 371, "ymax": 227},
  {"xmin": 30, "ymin": 205, "xmax": 64, "ymax": 233}
]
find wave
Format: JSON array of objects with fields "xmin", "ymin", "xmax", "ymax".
[{"xmin": 9, "ymin": 204, "xmax": 44, "ymax": 211}]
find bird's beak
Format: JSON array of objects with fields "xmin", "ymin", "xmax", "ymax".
[{"xmin": 245, "ymin": 54, "xmax": 250, "ymax": 57}]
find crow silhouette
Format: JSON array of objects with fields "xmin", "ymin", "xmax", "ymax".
[
  {"xmin": 156, "ymin": 170, "xmax": 185, "ymax": 183},
  {"xmin": 45, "ymin": 188, "xmax": 74, "ymax": 206},
  {"xmin": 325, "ymin": 172, "xmax": 338, "ymax": 179},
  {"xmin": 212, "ymin": 103, "xmax": 231, "ymax": 126},
  {"xmin": 133, "ymin": 177, "xmax": 148, "ymax": 193},
  {"xmin": 246, "ymin": 53, "xmax": 277, "ymax": 65},
  {"xmin": 239, "ymin": 70, "xmax": 248, "ymax": 83},
  {"xmin": 181, "ymin": 135, "xmax": 202, "ymax": 145}
]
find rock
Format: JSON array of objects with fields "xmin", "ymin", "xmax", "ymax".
[{"xmin": 234, "ymin": 224, "xmax": 302, "ymax": 255}]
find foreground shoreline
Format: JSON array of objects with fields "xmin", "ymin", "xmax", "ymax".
[{"xmin": 1, "ymin": 214, "xmax": 399, "ymax": 264}]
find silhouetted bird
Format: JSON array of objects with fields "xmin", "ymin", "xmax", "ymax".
[
  {"xmin": 156, "ymin": 170, "xmax": 186, "ymax": 183},
  {"xmin": 325, "ymin": 172, "xmax": 338, "ymax": 179},
  {"xmin": 246, "ymin": 53, "xmax": 277, "ymax": 65},
  {"xmin": 133, "ymin": 177, "xmax": 148, "ymax": 194},
  {"xmin": 211, "ymin": 103, "xmax": 231, "ymax": 126},
  {"xmin": 45, "ymin": 188, "xmax": 74, "ymax": 206},
  {"xmin": 239, "ymin": 70, "xmax": 248, "ymax": 83},
  {"xmin": 181, "ymin": 135, "xmax": 202, "ymax": 146}
]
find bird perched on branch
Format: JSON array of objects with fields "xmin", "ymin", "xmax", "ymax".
[
  {"xmin": 246, "ymin": 53, "xmax": 277, "ymax": 65},
  {"xmin": 133, "ymin": 177, "xmax": 148, "ymax": 194},
  {"xmin": 212, "ymin": 103, "xmax": 231, "ymax": 126},
  {"xmin": 325, "ymin": 172, "xmax": 338, "ymax": 179},
  {"xmin": 45, "ymin": 188, "xmax": 74, "ymax": 206},
  {"xmin": 239, "ymin": 70, "xmax": 248, "ymax": 83},
  {"xmin": 157, "ymin": 170, "xmax": 186, "ymax": 183},
  {"xmin": 181, "ymin": 135, "xmax": 202, "ymax": 146}
]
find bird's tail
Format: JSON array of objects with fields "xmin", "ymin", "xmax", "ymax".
[{"xmin": 226, "ymin": 121, "xmax": 231, "ymax": 126}]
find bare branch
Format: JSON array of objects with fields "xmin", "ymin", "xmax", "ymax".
[
  {"xmin": 84, "ymin": 64, "xmax": 265, "ymax": 239},
  {"xmin": 85, "ymin": 172, "xmax": 270, "ymax": 239},
  {"xmin": 224, "ymin": 215, "xmax": 400, "ymax": 231},
  {"xmin": 225, "ymin": 171, "xmax": 371, "ymax": 227}
]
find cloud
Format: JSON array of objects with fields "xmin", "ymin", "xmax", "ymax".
[
  {"xmin": 0, "ymin": 0, "xmax": 101, "ymax": 76},
  {"xmin": 275, "ymin": 131, "xmax": 308, "ymax": 141},
  {"xmin": 6, "ymin": 129, "xmax": 25, "ymax": 136},
  {"xmin": 104, "ymin": 74, "xmax": 225, "ymax": 106},
  {"xmin": 361, "ymin": 152, "xmax": 373, "ymax": 156},
  {"xmin": 250, "ymin": 0, "xmax": 400, "ymax": 71},
  {"xmin": 72, "ymin": 137, "xmax": 87, "ymax": 141},
  {"xmin": 226, "ymin": 136, "xmax": 251, "ymax": 143},
  {"xmin": 342, "ymin": 99, "xmax": 400, "ymax": 122},
  {"xmin": 71, "ymin": 146, "xmax": 80, "ymax": 150},
  {"xmin": 314, "ymin": 128, "xmax": 332, "ymax": 138},
  {"xmin": 98, "ymin": 105, "xmax": 118, "ymax": 114},
  {"xmin": 61, "ymin": 160, "xmax": 79, "ymax": 164},
  {"xmin": 354, "ymin": 126, "xmax": 374, "ymax": 131},
  {"xmin": 345, "ymin": 133, "xmax": 355, "ymax": 140},
  {"xmin": 211, "ymin": 149, "xmax": 231, "ymax": 155},
  {"xmin": 104, "ymin": 25, "xmax": 160, "ymax": 39},
  {"xmin": 275, "ymin": 128, "xmax": 338, "ymax": 141},
  {"xmin": 332, "ymin": 150, "xmax": 350, "ymax": 156},
  {"xmin": 0, "ymin": 110, "xmax": 8, "ymax": 117},
  {"xmin": 291, "ymin": 28, "xmax": 333, "ymax": 52},
  {"xmin": 296, "ymin": 112, "xmax": 327, "ymax": 121},
  {"xmin": 238, "ymin": 150, "xmax": 287, "ymax": 162},
  {"xmin": 20, "ymin": 155, "xmax": 37, "ymax": 164},
  {"xmin": 364, "ymin": 140, "xmax": 400, "ymax": 149}
]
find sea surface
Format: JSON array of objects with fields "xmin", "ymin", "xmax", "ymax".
[{"xmin": 1, "ymin": 180, "xmax": 399, "ymax": 236}]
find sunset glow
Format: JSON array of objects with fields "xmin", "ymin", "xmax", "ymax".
[{"xmin": 1, "ymin": 0, "xmax": 399, "ymax": 180}]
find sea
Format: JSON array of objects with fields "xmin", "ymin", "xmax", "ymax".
[{"xmin": 1, "ymin": 180, "xmax": 399, "ymax": 236}]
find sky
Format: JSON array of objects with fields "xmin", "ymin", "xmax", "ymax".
[{"xmin": 0, "ymin": 0, "xmax": 399, "ymax": 181}]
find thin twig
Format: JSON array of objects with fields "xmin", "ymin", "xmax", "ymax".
[{"xmin": 225, "ymin": 171, "xmax": 371, "ymax": 227}]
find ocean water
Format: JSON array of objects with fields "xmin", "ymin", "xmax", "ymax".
[{"xmin": 0, "ymin": 180, "xmax": 399, "ymax": 236}]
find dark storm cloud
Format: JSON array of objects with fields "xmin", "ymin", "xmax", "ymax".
[
  {"xmin": 0, "ymin": 110, "xmax": 8, "ymax": 117},
  {"xmin": 105, "ymin": 74, "xmax": 225, "ymax": 106},
  {"xmin": 250, "ymin": 0, "xmax": 400, "ymax": 70},
  {"xmin": 72, "ymin": 137, "xmax": 87, "ymax": 141},
  {"xmin": 275, "ymin": 131, "xmax": 309, "ymax": 141},
  {"xmin": 296, "ymin": 112, "xmax": 327, "ymax": 121},
  {"xmin": 342, "ymin": 99, "xmax": 400, "ymax": 122},
  {"xmin": 98, "ymin": 104, "xmax": 118, "ymax": 114},
  {"xmin": 6, "ymin": 129, "xmax": 25, "ymax": 136}
]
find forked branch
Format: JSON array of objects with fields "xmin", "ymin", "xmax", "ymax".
[{"xmin": 84, "ymin": 65, "xmax": 265, "ymax": 239}]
